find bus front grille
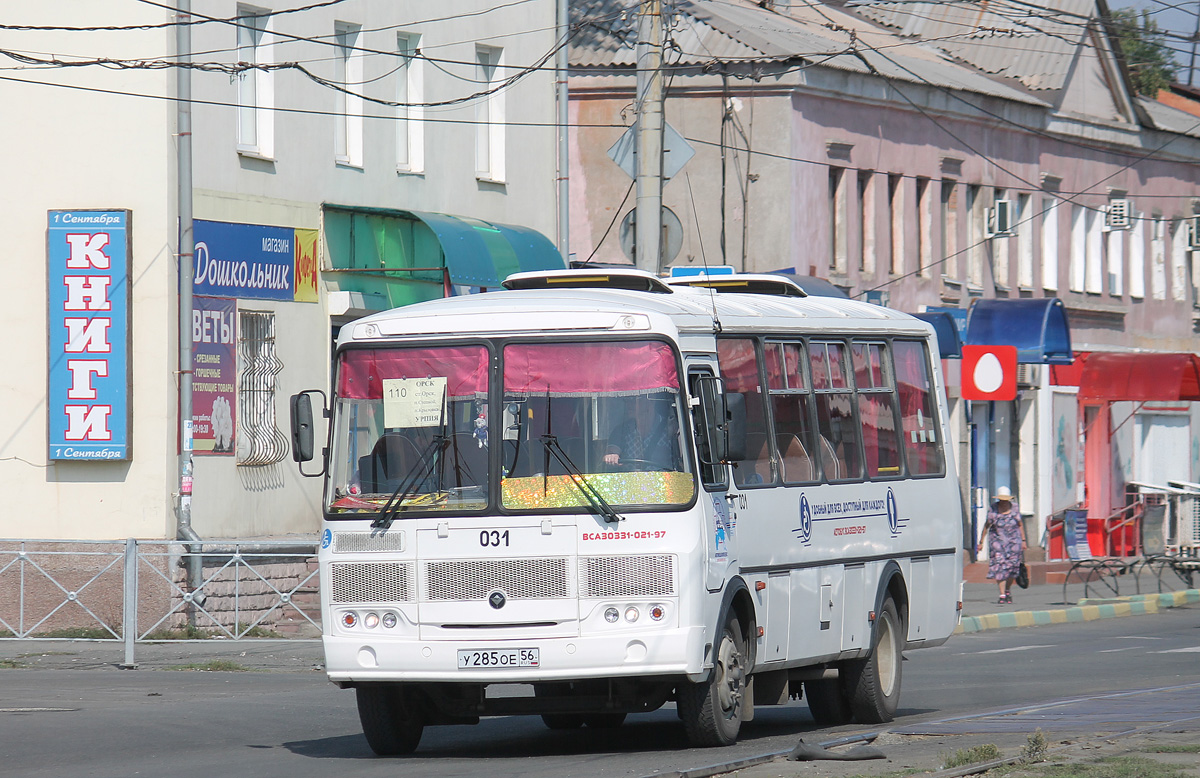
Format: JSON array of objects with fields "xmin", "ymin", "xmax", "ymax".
[
  {"xmin": 425, "ymin": 558, "xmax": 570, "ymax": 601},
  {"xmin": 330, "ymin": 562, "xmax": 413, "ymax": 603},
  {"xmin": 580, "ymin": 555, "xmax": 675, "ymax": 598}
]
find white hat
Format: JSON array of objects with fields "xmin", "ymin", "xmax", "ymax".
[{"xmin": 994, "ymin": 486, "xmax": 1013, "ymax": 501}]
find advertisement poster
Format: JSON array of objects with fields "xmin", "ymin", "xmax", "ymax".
[
  {"xmin": 1051, "ymin": 390, "xmax": 1079, "ymax": 514},
  {"xmin": 194, "ymin": 219, "xmax": 319, "ymax": 302},
  {"xmin": 47, "ymin": 209, "xmax": 131, "ymax": 461},
  {"xmin": 192, "ymin": 296, "xmax": 237, "ymax": 455}
]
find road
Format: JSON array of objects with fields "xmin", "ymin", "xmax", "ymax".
[{"xmin": 1, "ymin": 607, "xmax": 1198, "ymax": 778}]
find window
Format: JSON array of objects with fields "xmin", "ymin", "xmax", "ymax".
[
  {"xmin": 237, "ymin": 311, "xmax": 288, "ymax": 465},
  {"xmin": 1017, "ymin": 193, "xmax": 1033, "ymax": 288},
  {"xmin": 917, "ymin": 177, "xmax": 932, "ymax": 278},
  {"xmin": 396, "ymin": 33, "xmax": 424, "ymax": 173},
  {"xmin": 1108, "ymin": 217, "xmax": 1124, "ymax": 297},
  {"xmin": 334, "ymin": 22, "xmax": 364, "ymax": 167},
  {"xmin": 1171, "ymin": 218, "xmax": 1189, "ymax": 302},
  {"xmin": 1070, "ymin": 204, "xmax": 1085, "ymax": 292},
  {"xmin": 475, "ymin": 45, "xmax": 505, "ymax": 182},
  {"xmin": 1152, "ymin": 215, "xmax": 1167, "ymax": 300},
  {"xmin": 893, "ymin": 340, "xmax": 944, "ymax": 476},
  {"xmin": 940, "ymin": 179, "xmax": 958, "ymax": 278},
  {"xmin": 859, "ymin": 170, "xmax": 875, "ymax": 273},
  {"xmin": 764, "ymin": 341, "xmax": 818, "ymax": 484},
  {"xmin": 1041, "ymin": 197, "xmax": 1059, "ymax": 291},
  {"xmin": 852, "ymin": 342, "xmax": 901, "ymax": 478},
  {"xmin": 810, "ymin": 341, "xmax": 862, "ymax": 481},
  {"xmin": 717, "ymin": 339, "xmax": 773, "ymax": 487},
  {"xmin": 967, "ymin": 184, "xmax": 983, "ymax": 286},
  {"xmin": 1129, "ymin": 209, "xmax": 1145, "ymax": 299},
  {"xmin": 830, "ymin": 167, "xmax": 849, "ymax": 274},
  {"xmin": 888, "ymin": 173, "xmax": 904, "ymax": 276},
  {"xmin": 993, "ymin": 188, "xmax": 1010, "ymax": 288},
  {"xmin": 1086, "ymin": 207, "xmax": 1103, "ymax": 294},
  {"xmin": 236, "ymin": 6, "xmax": 273, "ymax": 158}
]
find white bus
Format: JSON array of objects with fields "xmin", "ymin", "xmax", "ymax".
[{"xmin": 290, "ymin": 269, "xmax": 963, "ymax": 754}]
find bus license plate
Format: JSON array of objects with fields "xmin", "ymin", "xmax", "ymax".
[{"xmin": 457, "ymin": 648, "xmax": 540, "ymax": 669}]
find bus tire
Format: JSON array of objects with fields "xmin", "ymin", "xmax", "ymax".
[
  {"xmin": 804, "ymin": 678, "xmax": 853, "ymax": 726},
  {"xmin": 356, "ymin": 683, "xmax": 424, "ymax": 756},
  {"xmin": 678, "ymin": 616, "xmax": 747, "ymax": 747},
  {"xmin": 845, "ymin": 596, "xmax": 903, "ymax": 724}
]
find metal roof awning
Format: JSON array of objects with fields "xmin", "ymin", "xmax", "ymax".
[
  {"xmin": 965, "ymin": 298, "xmax": 1073, "ymax": 364},
  {"xmin": 406, "ymin": 210, "xmax": 564, "ymax": 288},
  {"xmin": 912, "ymin": 312, "xmax": 963, "ymax": 359},
  {"xmin": 1079, "ymin": 352, "xmax": 1200, "ymax": 402}
]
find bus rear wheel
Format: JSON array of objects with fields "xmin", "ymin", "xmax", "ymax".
[
  {"xmin": 845, "ymin": 596, "xmax": 903, "ymax": 724},
  {"xmin": 678, "ymin": 616, "xmax": 746, "ymax": 747},
  {"xmin": 356, "ymin": 683, "xmax": 424, "ymax": 756}
]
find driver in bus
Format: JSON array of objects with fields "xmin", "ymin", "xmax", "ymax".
[{"xmin": 603, "ymin": 394, "xmax": 682, "ymax": 471}]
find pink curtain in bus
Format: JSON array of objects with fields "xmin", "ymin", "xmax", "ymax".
[
  {"xmin": 503, "ymin": 341, "xmax": 679, "ymax": 395},
  {"xmin": 718, "ymin": 339, "xmax": 759, "ymax": 392},
  {"xmin": 338, "ymin": 346, "xmax": 489, "ymax": 400}
]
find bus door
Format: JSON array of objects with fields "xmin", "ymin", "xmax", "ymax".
[{"xmin": 689, "ymin": 366, "xmax": 738, "ymax": 592}]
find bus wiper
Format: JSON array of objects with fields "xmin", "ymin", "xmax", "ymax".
[
  {"xmin": 373, "ymin": 434, "xmax": 449, "ymax": 531},
  {"xmin": 540, "ymin": 434, "xmax": 625, "ymax": 524}
]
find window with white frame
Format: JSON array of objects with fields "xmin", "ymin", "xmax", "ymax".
[
  {"xmin": 396, "ymin": 33, "xmax": 424, "ymax": 173},
  {"xmin": 1129, "ymin": 209, "xmax": 1145, "ymax": 299},
  {"xmin": 1070, "ymin": 204, "xmax": 1085, "ymax": 292},
  {"xmin": 334, "ymin": 22, "xmax": 364, "ymax": 167},
  {"xmin": 940, "ymin": 179, "xmax": 958, "ymax": 278},
  {"xmin": 916, "ymin": 177, "xmax": 932, "ymax": 277},
  {"xmin": 1085, "ymin": 206, "xmax": 1103, "ymax": 294},
  {"xmin": 993, "ymin": 187, "xmax": 1009, "ymax": 288},
  {"xmin": 475, "ymin": 45, "xmax": 505, "ymax": 182},
  {"xmin": 1171, "ymin": 218, "xmax": 1189, "ymax": 302},
  {"xmin": 1151, "ymin": 215, "xmax": 1167, "ymax": 300},
  {"xmin": 1041, "ymin": 197, "xmax": 1058, "ymax": 291},
  {"xmin": 1017, "ymin": 193, "xmax": 1033, "ymax": 288},
  {"xmin": 966, "ymin": 184, "xmax": 983, "ymax": 286},
  {"xmin": 237, "ymin": 311, "xmax": 289, "ymax": 466},
  {"xmin": 888, "ymin": 173, "xmax": 903, "ymax": 276},
  {"xmin": 1107, "ymin": 209, "xmax": 1124, "ymax": 297},
  {"xmin": 829, "ymin": 167, "xmax": 848, "ymax": 274},
  {"xmin": 236, "ymin": 6, "xmax": 273, "ymax": 158},
  {"xmin": 858, "ymin": 170, "xmax": 875, "ymax": 273}
]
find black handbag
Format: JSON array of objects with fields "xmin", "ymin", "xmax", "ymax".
[{"xmin": 1015, "ymin": 555, "xmax": 1030, "ymax": 589}]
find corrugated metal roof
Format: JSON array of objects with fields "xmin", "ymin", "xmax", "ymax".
[
  {"xmin": 570, "ymin": 0, "xmax": 1046, "ymax": 106},
  {"xmin": 1139, "ymin": 96, "xmax": 1200, "ymax": 138},
  {"xmin": 849, "ymin": 0, "xmax": 1095, "ymax": 93}
]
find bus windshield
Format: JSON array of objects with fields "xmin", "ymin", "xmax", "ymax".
[{"xmin": 326, "ymin": 339, "xmax": 694, "ymax": 517}]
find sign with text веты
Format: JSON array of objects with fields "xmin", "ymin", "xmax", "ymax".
[{"xmin": 47, "ymin": 210, "xmax": 131, "ymax": 461}]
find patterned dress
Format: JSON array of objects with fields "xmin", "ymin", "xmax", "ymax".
[{"xmin": 985, "ymin": 501, "xmax": 1023, "ymax": 581}]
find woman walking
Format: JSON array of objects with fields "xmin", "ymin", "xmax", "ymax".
[{"xmin": 980, "ymin": 486, "xmax": 1026, "ymax": 604}]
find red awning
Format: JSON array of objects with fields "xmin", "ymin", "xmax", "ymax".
[{"xmin": 1078, "ymin": 352, "xmax": 1200, "ymax": 402}]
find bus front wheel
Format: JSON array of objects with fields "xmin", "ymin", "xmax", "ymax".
[
  {"xmin": 678, "ymin": 616, "xmax": 747, "ymax": 747},
  {"xmin": 356, "ymin": 683, "xmax": 425, "ymax": 756},
  {"xmin": 845, "ymin": 596, "xmax": 903, "ymax": 724}
]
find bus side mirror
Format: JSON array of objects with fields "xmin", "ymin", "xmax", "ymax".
[
  {"xmin": 290, "ymin": 393, "xmax": 315, "ymax": 463},
  {"xmin": 724, "ymin": 392, "xmax": 748, "ymax": 462},
  {"xmin": 693, "ymin": 375, "xmax": 728, "ymax": 464}
]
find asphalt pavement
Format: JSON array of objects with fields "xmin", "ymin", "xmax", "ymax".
[{"xmin": 1, "ymin": 577, "xmax": 1196, "ymax": 672}]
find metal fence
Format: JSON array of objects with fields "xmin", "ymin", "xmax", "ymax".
[{"xmin": 0, "ymin": 538, "xmax": 320, "ymax": 666}]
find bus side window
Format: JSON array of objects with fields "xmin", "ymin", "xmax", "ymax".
[
  {"xmin": 688, "ymin": 369, "xmax": 728, "ymax": 490},
  {"xmin": 717, "ymin": 338, "xmax": 773, "ymax": 487},
  {"xmin": 764, "ymin": 341, "xmax": 819, "ymax": 484},
  {"xmin": 852, "ymin": 341, "xmax": 902, "ymax": 478},
  {"xmin": 811, "ymin": 341, "xmax": 864, "ymax": 481},
  {"xmin": 893, "ymin": 339, "xmax": 945, "ymax": 475}
]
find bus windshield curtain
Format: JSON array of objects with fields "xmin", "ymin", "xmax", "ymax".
[
  {"xmin": 502, "ymin": 342, "xmax": 679, "ymax": 396},
  {"xmin": 338, "ymin": 346, "xmax": 489, "ymax": 400}
]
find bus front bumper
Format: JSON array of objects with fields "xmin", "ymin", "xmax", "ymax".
[{"xmin": 324, "ymin": 626, "xmax": 708, "ymax": 684}]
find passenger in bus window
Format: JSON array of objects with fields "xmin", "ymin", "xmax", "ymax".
[{"xmin": 603, "ymin": 394, "xmax": 681, "ymax": 471}]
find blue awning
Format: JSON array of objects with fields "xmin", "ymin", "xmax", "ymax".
[
  {"xmin": 912, "ymin": 312, "xmax": 963, "ymax": 358},
  {"xmin": 406, "ymin": 210, "xmax": 564, "ymax": 288},
  {"xmin": 965, "ymin": 298, "xmax": 1073, "ymax": 365}
]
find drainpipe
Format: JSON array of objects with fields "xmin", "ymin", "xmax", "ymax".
[
  {"xmin": 556, "ymin": 0, "xmax": 570, "ymax": 263},
  {"xmin": 175, "ymin": 0, "xmax": 203, "ymax": 594}
]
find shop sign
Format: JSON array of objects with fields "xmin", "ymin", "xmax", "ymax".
[
  {"xmin": 47, "ymin": 209, "xmax": 131, "ymax": 460},
  {"xmin": 194, "ymin": 220, "xmax": 318, "ymax": 302},
  {"xmin": 961, "ymin": 344, "xmax": 1017, "ymax": 401},
  {"xmin": 192, "ymin": 296, "xmax": 237, "ymax": 455}
]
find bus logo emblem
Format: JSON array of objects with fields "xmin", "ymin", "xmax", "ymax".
[
  {"xmin": 795, "ymin": 494, "xmax": 813, "ymax": 545},
  {"xmin": 488, "ymin": 591, "xmax": 507, "ymax": 609}
]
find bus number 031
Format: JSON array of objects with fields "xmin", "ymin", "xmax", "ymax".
[{"xmin": 480, "ymin": 530, "xmax": 510, "ymax": 547}]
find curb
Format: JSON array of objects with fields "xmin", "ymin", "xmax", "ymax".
[{"xmin": 954, "ymin": 589, "xmax": 1200, "ymax": 634}]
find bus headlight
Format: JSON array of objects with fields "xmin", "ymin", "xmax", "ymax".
[
  {"xmin": 624, "ymin": 607, "xmax": 640, "ymax": 623},
  {"xmin": 341, "ymin": 611, "xmax": 358, "ymax": 629},
  {"xmin": 364, "ymin": 612, "xmax": 380, "ymax": 629},
  {"xmin": 604, "ymin": 607, "xmax": 620, "ymax": 623},
  {"xmin": 649, "ymin": 604, "xmax": 666, "ymax": 621},
  {"xmin": 382, "ymin": 612, "xmax": 397, "ymax": 629}
]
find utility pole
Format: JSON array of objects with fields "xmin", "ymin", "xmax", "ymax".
[
  {"xmin": 556, "ymin": 0, "xmax": 570, "ymax": 263},
  {"xmin": 634, "ymin": 0, "xmax": 664, "ymax": 274}
]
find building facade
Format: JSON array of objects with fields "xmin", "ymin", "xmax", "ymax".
[{"xmin": 1, "ymin": 1, "xmax": 563, "ymax": 542}]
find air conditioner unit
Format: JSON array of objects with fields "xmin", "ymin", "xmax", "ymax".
[
  {"xmin": 1105, "ymin": 199, "xmax": 1131, "ymax": 231},
  {"xmin": 987, "ymin": 199, "xmax": 1014, "ymax": 237},
  {"xmin": 1189, "ymin": 215, "xmax": 1200, "ymax": 250}
]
